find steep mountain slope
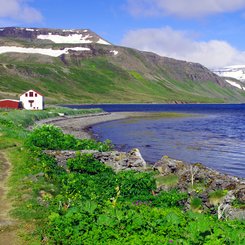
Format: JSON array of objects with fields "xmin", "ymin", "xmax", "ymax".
[{"xmin": 0, "ymin": 27, "xmax": 244, "ymax": 103}]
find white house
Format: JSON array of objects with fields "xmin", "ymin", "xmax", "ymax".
[{"xmin": 20, "ymin": 89, "xmax": 44, "ymax": 110}]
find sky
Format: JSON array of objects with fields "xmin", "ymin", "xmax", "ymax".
[{"xmin": 1, "ymin": 0, "xmax": 245, "ymax": 68}]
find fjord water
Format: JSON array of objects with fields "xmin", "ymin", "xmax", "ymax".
[{"xmin": 70, "ymin": 104, "xmax": 245, "ymax": 178}]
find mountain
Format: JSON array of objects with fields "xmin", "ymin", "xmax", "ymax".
[
  {"xmin": 213, "ymin": 65, "xmax": 245, "ymax": 91},
  {"xmin": 0, "ymin": 27, "xmax": 245, "ymax": 104},
  {"xmin": 213, "ymin": 65, "xmax": 245, "ymax": 82}
]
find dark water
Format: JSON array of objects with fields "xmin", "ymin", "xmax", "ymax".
[{"xmin": 67, "ymin": 104, "xmax": 245, "ymax": 178}]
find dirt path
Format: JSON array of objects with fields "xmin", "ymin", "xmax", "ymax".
[{"xmin": 0, "ymin": 150, "xmax": 20, "ymax": 245}]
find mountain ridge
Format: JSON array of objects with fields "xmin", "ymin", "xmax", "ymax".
[{"xmin": 0, "ymin": 27, "xmax": 245, "ymax": 104}]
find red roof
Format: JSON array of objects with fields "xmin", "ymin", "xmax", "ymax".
[{"xmin": 0, "ymin": 99, "xmax": 19, "ymax": 102}]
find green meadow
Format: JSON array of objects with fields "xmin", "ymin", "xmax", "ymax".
[{"xmin": 0, "ymin": 108, "xmax": 244, "ymax": 244}]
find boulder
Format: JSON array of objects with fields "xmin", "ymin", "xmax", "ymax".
[{"xmin": 153, "ymin": 156, "xmax": 186, "ymax": 175}]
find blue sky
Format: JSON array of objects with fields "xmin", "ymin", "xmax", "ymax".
[{"xmin": 1, "ymin": 0, "xmax": 245, "ymax": 68}]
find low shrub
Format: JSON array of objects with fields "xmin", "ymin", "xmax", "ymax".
[{"xmin": 25, "ymin": 124, "xmax": 112, "ymax": 151}]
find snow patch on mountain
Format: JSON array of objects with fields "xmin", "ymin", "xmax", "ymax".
[
  {"xmin": 36, "ymin": 33, "xmax": 111, "ymax": 45},
  {"xmin": 0, "ymin": 46, "xmax": 90, "ymax": 57},
  {"xmin": 225, "ymin": 79, "xmax": 245, "ymax": 90},
  {"xmin": 213, "ymin": 65, "xmax": 245, "ymax": 82},
  {"xmin": 97, "ymin": 38, "xmax": 110, "ymax": 45},
  {"xmin": 110, "ymin": 50, "xmax": 119, "ymax": 55},
  {"xmin": 37, "ymin": 33, "xmax": 94, "ymax": 44}
]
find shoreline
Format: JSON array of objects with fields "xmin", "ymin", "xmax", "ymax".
[
  {"xmin": 36, "ymin": 112, "xmax": 139, "ymax": 139},
  {"xmin": 37, "ymin": 111, "xmax": 191, "ymax": 139}
]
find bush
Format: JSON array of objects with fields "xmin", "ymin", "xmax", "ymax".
[
  {"xmin": 26, "ymin": 124, "xmax": 112, "ymax": 151},
  {"xmin": 116, "ymin": 171, "xmax": 156, "ymax": 199},
  {"xmin": 67, "ymin": 153, "xmax": 112, "ymax": 175}
]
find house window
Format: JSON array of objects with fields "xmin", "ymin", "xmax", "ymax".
[
  {"xmin": 25, "ymin": 93, "xmax": 28, "ymax": 97},
  {"xmin": 35, "ymin": 93, "xmax": 37, "ymax": 97},
  {"xmin": 29, "ymin": 92, "xmax": 33, "ymax": 97}
]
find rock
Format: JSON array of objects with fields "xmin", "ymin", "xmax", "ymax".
[
  {"xmin": 223, "ymin": 191, "xmax": 236, "ymax": 204},
  {"xmin": 235, "ymin": 186, "xmax": 245, "ymax": 203},
  {"xmin": 153, "ymin": 156, "xmax": 185, "ymax": 175},
  {"xmin": 227, "ymin": 208, "xmax": 245, "ymax": 220},
  {"xmin": 44, "ymin": 148, "xmax": 148, "ymax": 172}
]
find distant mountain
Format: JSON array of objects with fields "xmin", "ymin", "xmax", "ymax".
[
  {"xmin": 0, "ymin": 27, "xmax": 245, "ymax": 104},
  {"xmin": 213, "ymin": 65, "xmax": 245, "ymax": 82},
  {"xmin": 212, "ymin": 65, "xmax": 245, "ymax": 91}
]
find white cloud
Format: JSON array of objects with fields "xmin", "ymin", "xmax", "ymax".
[
  {"xmin": 0, "ymin": 0, "xmax": 42, "ymax": 23},
  {"xmin": 126, "ymin": 0, "xmax": 245, "ymax": 18},
  {"xmin": 121, "ymin": 27, "xmax": 245, "ymax": 68}
]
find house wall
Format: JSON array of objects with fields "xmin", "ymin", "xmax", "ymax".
[
  {"xmin": 20, "ymin": 90, "xmax": 44, "ymax": 110},
  {"xmin": 0, "ymin": 100, "xmax": 20, "ymax": 109}
]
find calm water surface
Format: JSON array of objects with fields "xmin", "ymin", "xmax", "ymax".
[{"xmin": 68, "ymin": 104, "xmax": 245, "ymax": 178}]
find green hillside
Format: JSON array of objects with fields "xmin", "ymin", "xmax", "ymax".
[{"xmin": 0, "ymin": 37, "xmax": 245, "ymax": 103}]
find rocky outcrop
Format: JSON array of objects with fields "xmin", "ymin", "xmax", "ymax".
[
  {"xmin": 153, "ymin": 156, "xmax": 245, "ymax": 219},
  {"xmin": 153, "ymin": 156, "xmax": 244, "ymax": 191},
  {"xmin": 44, "ymin": 148, "xmax": 147, "ymax": 172}
]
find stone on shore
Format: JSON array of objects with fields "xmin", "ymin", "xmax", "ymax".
[
  {"xmin": 153, "ymin": 156, "xmax": 245, "ymax": 219},
  {"xmin": 44, "ymin": 148, "xmax": 147, "ymax": 172}
]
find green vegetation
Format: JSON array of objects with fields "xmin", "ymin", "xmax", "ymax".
[
  {"xmin": 190, "ymin": 197, "xmax": 203, "ymax": 212},
  {"xmin": 0, "ymin": 106, "xmax": 102, "ymax": 129},
  {"xmin": 0, "ymin": 106, "xmax": 243, "ymax": 244},
  {"xmin": 155, "ymin": 174, "xmax": 179, "ymax": 188},
  {"xmin": 1, "ymin": 45, "xmax": 245, "ymax": 103},
  {"xmin": 26, "ymin": 124, "xmax": 111, "ymax": 151},
  {"xmin": 0, "ymin": 108, "xmax": 243, "ymax": 244},
  {"xmin": 209, "ymin": 190, "xmax": 228, "ymax": 205}
]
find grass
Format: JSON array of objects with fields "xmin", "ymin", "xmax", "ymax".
[
  {"xmin": 155, "ymin": 174, "xmax": 179, "ymax": 188},
  {"xmin": 190, "ymin": 197, "xmax": 203, "ymax": 213},
  {"xmin": 209, "ymin": 190, "xmax": 228, "ymax": 205},
  {"xmin": 0, "ymin": 106, "xmax": 102, "ymax": 128}
]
